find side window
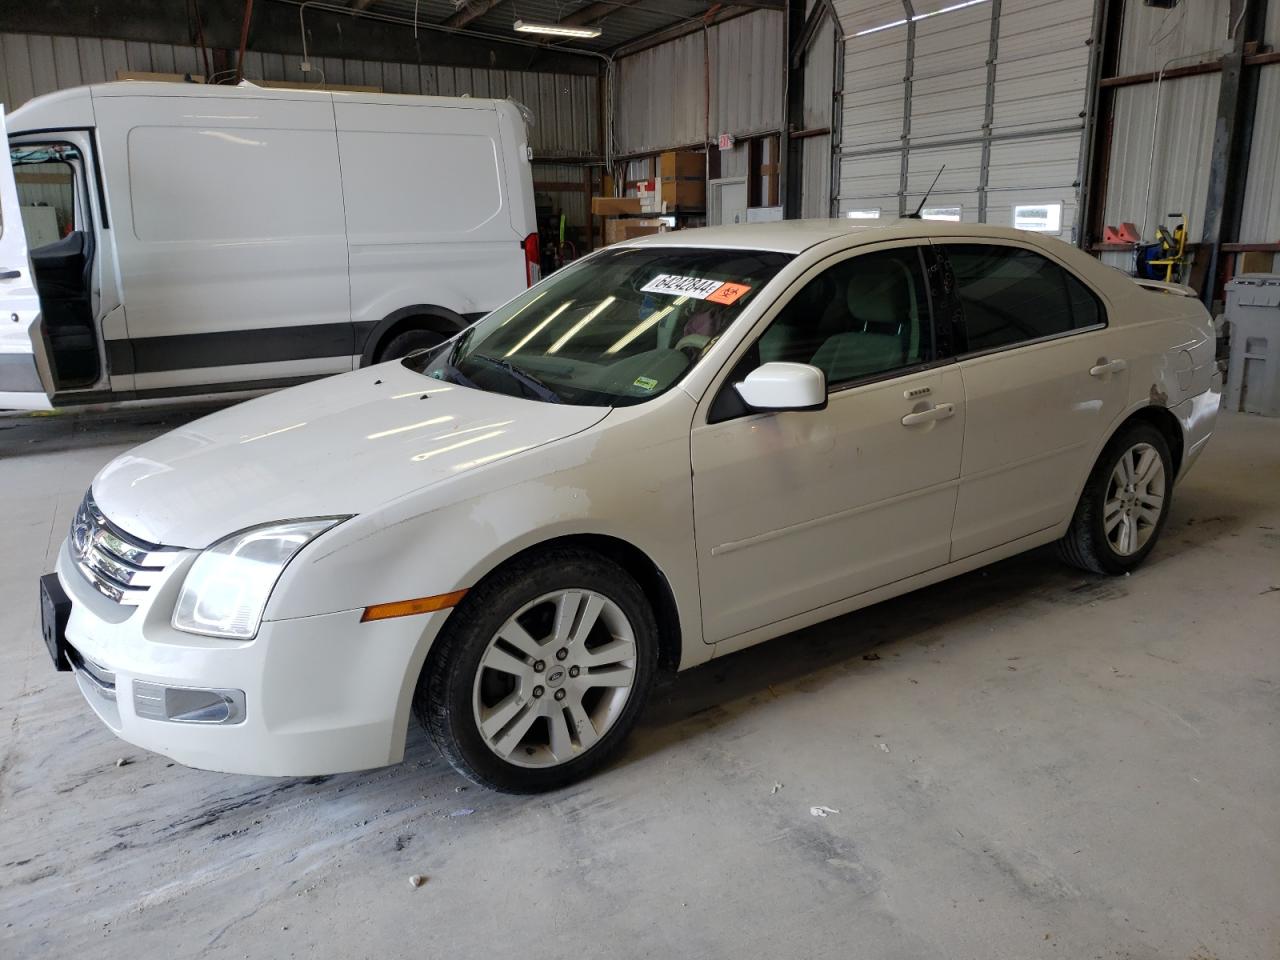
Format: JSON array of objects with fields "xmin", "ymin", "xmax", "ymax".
[
  {"xmin": 945, "ymin": 244, "xmax": 1102, "ymax": 353},
  {"xmin": 755, "ymin": 247, "xmax": 932, "ymax": 389}
]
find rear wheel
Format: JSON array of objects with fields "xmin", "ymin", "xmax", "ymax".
[
  {"xmin": 1058, "ymin": 421, "xmax": 1173, "ymax": 575},
  {"xmin": 376, "ymin": 327, "xmax": 446, "ymax": 363},
  {"xmin": 415, "ymin": 549, "xmax": 658, "ymax": 793}
]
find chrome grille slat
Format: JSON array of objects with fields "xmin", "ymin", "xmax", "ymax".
[{"xmin": 70, "ymin": 491, "xmax": 181, "ymax": 606}]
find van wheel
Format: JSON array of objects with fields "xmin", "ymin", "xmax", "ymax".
[
  {"xmin": 415, "ymin": 549, "xmax": 658, "ymax": 793},
  {"xmin": 376, "ymin": 327, "xmax": 445, "ymax": 363},
  {"xmin": 1058, "ymin": 421, "xmax": 1173, "ymax": 575}
]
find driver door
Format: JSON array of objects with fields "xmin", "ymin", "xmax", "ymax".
[
  {"xmin": 691, "ymin": 243, "xmax": 965, "ymax": 644},
  {"xmin": 0, "ymin": 108, "xmax": 53, "ymax": 410}
]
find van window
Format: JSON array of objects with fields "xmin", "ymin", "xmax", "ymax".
[
  {"xmin": 944, "ymin": 244, "xmax": 1102, "ymax": 353},
  {"xmin": 127, "ymin": 127, "xmax": 344, "ymax": 242},
  {"xmin": 338, "ymin": 131, "xmax": 504, "ymax": 238}
]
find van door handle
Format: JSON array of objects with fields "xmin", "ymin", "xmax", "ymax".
[
  {"xmin": 0, "ymin": 269, "xmax": 21, "ymax": 280},
  {"xmin": 901, "ymin": 402, "xmax": 955, "ymax": 426},
  {"xmin": 1089, "ymin": 358, "xmax": 1127, "ymax": 377}
]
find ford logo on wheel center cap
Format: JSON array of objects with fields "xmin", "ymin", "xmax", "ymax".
[{"xmin": 545, "ymin": 667, "xmax": 566, "ymax": 687}]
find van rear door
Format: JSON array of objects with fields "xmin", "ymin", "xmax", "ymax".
[{"xmin": 0, "ymin": 107, "xmax": 54, "ymax": 411}]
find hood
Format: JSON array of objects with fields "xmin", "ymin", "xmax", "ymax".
[{"xmin": 92, "ymin": 363, "xmax": 609, "ymax": 547}]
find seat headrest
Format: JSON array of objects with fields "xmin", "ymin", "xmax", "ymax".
[{"xmin": 845, "ymin": 265, "xmax": 909, "ymax": 331}]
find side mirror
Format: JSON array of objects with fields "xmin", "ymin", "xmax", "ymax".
[{"xmin": 733, "ymin": 362, "xmax": 827, "ymax": 412}]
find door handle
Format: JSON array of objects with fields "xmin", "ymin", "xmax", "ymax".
[
  {"xmin": 901, "ymin": 402, "xmax": 955, "ymax": 426},
  {"xmin": 0, "ymin": 269, "xmax": 21, "ymax": 280},
  {"xmin": 1089, "ymin": 358, "xmax": 1127, "ymax": 377}
]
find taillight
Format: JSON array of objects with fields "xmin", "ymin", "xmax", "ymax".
[{"xmin": 523, "ymin": 233, "xmax": 541, "ymax": 286}]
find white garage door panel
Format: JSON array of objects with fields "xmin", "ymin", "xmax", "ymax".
[
  {"xmin": 986, "ymin": 134, "xmax": 1082, "ymax": 190},
  {"xmin": 838, "ymin": 152, "xmax": 902, "ymax": 201},
  {"xmin": 907, "ymin": 144, "xmax": 981, "ymax": 219},
  {"xmin": 910, "ymin": 68, "xmax": 989, "ymax": 142},
  {"xmin": 993, "ymin": 48, "xmax": 1085, "ymax": 132}
]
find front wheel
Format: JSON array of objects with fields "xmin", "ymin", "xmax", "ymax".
[
  {"xmin": 415, "ymin": 549, "xmax": 658, "ymax": 793},
  {"xmin": 1058, "ymin": 421, "xmax": 1174, "ymax": 575}
]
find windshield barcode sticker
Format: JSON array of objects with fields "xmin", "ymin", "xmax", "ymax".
[{"xmin": 641, "ymin": 274, "xmax": 752, "ymax": 304}]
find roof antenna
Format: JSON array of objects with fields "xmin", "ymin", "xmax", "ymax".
[{"xmin": 907, "ymin": 165, "xmax": 945, "ymax": 219}]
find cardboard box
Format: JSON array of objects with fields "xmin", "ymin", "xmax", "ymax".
[
  {"xmin": 1239, "ymin": 250, "xmax": 1278, "ymax": 274},
  {"xmin": 604, "ymin": 217, "xmax": 666, "ymax": 246},
  {"xmin": 592, "ymin": 195, "xmax": 642, "ymax": 216},
  {"xmin": 660, "ymin": 179, "xmax": 705, "ymax": 209},
  {"xmin": 659, "ymin": 150, "xmax": 705, "ymax": 179}
]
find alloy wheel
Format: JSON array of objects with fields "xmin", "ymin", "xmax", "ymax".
[
  {"xmin": 471, "ymin": 589, "xmax": 638, "ymax": 769},
  {"xmin": 1104, "ymin": 441, "xmax": 1166, "ymax": 556}
]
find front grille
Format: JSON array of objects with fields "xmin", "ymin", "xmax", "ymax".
[{"xmin": 69, "ymin": 491, "xmax": 181, "ymax": 605}]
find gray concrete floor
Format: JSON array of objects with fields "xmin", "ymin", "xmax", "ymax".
[{"xmin": 1, "ymin": 404, "xmax": 1277, "ymax": 960}]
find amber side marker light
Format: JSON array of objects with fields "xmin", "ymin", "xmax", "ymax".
[{"xmin": 360, "ymin": 590, "xmax": 468, "ymax": 622}]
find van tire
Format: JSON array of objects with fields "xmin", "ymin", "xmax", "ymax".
[{"xmin": 376, "ymin": 328, "xmax": 446, "ymax": 363}]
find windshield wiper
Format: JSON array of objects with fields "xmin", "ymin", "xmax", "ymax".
[{"xmin": 467, "ymin": 354, "xmax": 563, "ymax": 404}]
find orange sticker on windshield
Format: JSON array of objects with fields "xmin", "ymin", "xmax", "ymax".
[{"xmin": 705, "ymin": 282, "xmax": 751, "ymax": 305}]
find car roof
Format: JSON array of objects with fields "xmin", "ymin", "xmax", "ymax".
[{"xmin": 620, "ymin": 218, "xmax": 1054, "ymax": 255}]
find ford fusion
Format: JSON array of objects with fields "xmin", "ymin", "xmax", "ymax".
[{"xmin": 41, "ymin": 220, "xmax": 1220, "ymax": 792}]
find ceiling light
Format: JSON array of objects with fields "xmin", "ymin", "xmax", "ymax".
[
  {"xmin": 513, "ymin": 19, "xmax": 603, "ymax": 39},
  {"xmin": 852, "ymin": 0, "xmax": 988, "ymax": 37}
]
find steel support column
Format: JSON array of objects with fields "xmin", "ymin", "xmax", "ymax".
[{"xmin": 1199, "ymin": 0, "xmax": 1269, "ymax": 308}]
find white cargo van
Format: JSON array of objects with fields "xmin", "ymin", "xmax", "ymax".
[{"xmin": 0, "ymin": 81, "xmax": 539, "ymax": 410}]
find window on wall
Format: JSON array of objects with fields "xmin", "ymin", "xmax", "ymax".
[
  {"xmin": 1013, "ymin": 202, "xmax": 1063, "ymax": 233},
  {"xmin": 845, "ymin": 209, "xmax": 881, "ymax": 219},
  {"xmin": 921, "ymin": 206, "xmax": 962, "ymax": 222},
  {"xmin": 944, "ymin": 244, "xmax": 1104, "ymax": 353}
]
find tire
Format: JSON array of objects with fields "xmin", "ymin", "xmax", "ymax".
[
  {"xmin": 376, "ymin": 327, "xmax": 446, "ymax": 363},
  {"xmin": 1058, "ymin": 421, "xmax": 1174, "ymax": 575},
  {"xmin": 415, "ymin": 548, "xmax": 659, "ymax": 793}
]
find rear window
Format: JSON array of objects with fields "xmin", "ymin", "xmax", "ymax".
[
  {"xmin": 406, "ymin": 246, "xmax": 793, "ymax": 406},
  {"xmin": 945, "ymin": 244, "xmax": 1104, "ymax": 352}
]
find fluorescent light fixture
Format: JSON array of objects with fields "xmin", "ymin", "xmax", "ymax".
[
  {"xmin": 514, "ymin": 19, "xmax": 603, "ymax": 39},
  {"xmin": 852, "ymin": 0, "xmax": 988, "ymax": 37}
]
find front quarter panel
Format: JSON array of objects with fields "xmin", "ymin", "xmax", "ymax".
[{"xmin": 264, "ymin": 389, "xmax": 706, "ymax": 665}]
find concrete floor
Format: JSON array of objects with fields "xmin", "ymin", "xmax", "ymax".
[{"xmin": 1, "ymin": 403, "xmax": 1276, "ymax": 960}]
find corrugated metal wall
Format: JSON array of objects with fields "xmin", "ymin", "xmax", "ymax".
[
  {"xmin": 833, "ymin": 0, "xmax": 1093, "ymax": 237},
  {"xmin": 0, "ymin": 32, "xmax": 601, "ymax": 160},
  {"xmin": 1101, "ymin": 0, "xmax": 1280, "ymax": 252},
  {"xmin": 613, "ymin": 11, "xmax": 785, "ymax": 156},
  {"xmin": 801, "ymin": 15, "xmax": 838, "ymax": 218},
  {"xmin": 1241, "ymin": 64, "xmax": 1280, "ymax": 245}
]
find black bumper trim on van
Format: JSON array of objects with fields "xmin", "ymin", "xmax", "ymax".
[
  {"xmin": 0, "ymin": 354, "xmax": 45, "ymax": 392},
  {"xmin": 106, "ymin": 323, "xmax": 359, "ymax": 376}
]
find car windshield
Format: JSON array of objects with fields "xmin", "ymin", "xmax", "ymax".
[{"xmin": 403, "ymin": 246, "xmax": 793, "ymax": 406}]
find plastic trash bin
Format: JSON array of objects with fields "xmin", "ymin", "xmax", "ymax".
[{"xmin": 1224, "ymin": 273, "xmax": 1280, "ymax": 416}]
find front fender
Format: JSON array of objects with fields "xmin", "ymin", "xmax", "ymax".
[{"xmin": 264, "ymin": 394, "xmax": 704, "ymax": 658}]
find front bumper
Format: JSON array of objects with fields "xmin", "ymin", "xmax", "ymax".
[{"xmin": 52, "ymin": 539, "xmax": 449, "ymax": 776}]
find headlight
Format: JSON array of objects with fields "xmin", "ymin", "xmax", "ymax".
[{"xmin": 172, "ymin": 519, "xmax": 346, "ymax": 639}]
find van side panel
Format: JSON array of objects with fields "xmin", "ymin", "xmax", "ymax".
[
  {"xmin": 92, "ymin": 92, "xmax": 354, "ymax": 390},
  {"xmin": 335, "ymin": 100, "xmax": 526, "ymax": 343}
]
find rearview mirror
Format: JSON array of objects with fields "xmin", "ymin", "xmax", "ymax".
[{"xmin": 734, "ymin": 362, "xmax": 827, "ymax": 412}]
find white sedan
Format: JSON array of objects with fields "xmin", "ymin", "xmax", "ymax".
[{"xmin": 41, "ymin": 220, "xmax": 1220, "ymax": 792}]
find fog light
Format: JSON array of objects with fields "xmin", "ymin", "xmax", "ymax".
[{"xmin": 133, "ymin": 681, "xmax": 246, "ymax": 725}]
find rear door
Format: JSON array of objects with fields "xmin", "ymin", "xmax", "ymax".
[
  {"xmin": 937, "ymin": 240, "xmax": 1130, "ymax": 559},
  {"xmin": 0, "ymin": 108, "xmax": 53, "ymax": 410}
]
